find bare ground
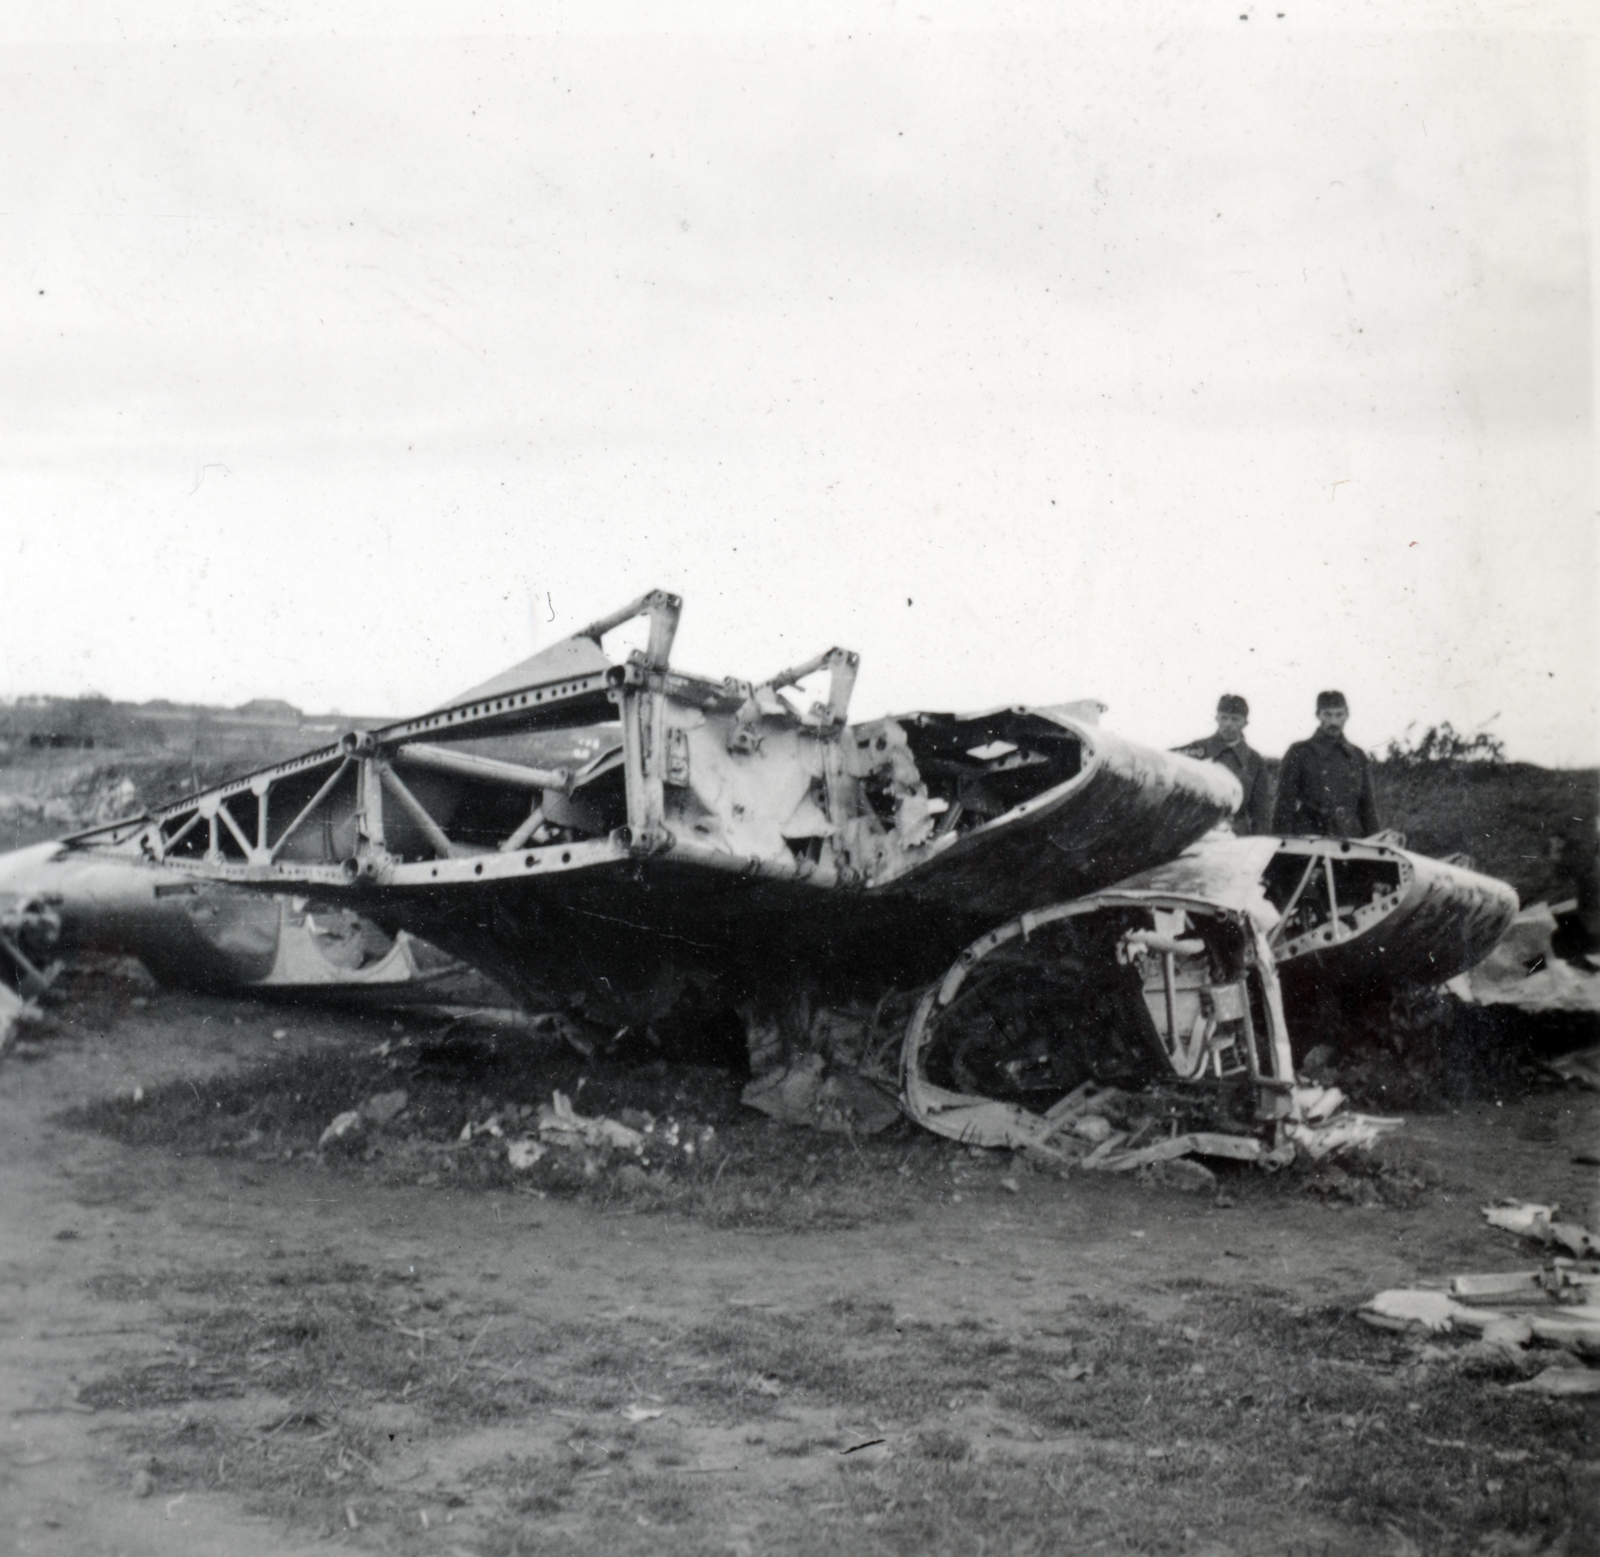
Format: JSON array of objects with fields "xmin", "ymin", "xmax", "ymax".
[{"xmin": 3, "ymin": 980, "xmax": 1598, "ymax": 1557}]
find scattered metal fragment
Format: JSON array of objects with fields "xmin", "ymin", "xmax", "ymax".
[
  {"xmin": 1283, "ymin": 1109, "xmax": 1405, "ymax": 1160},
  {"xmin": 1545, "ymin": 1045, "xmax": 1600, "ymax": 1091},
  {"xmin": 1483, "ymin": 1202, "xmax": 1600, "ymax": 1260},
  {"xmin": 741, "ymin": 1057, "xmax": 900, "ymax": 1135},
  {"xmin": 1510, "ymin": 1369, "xmax": 1600, "ymax": 1396},
  {"xmin": 317, "ymin": 1111, "xmax": 365, "ymax": 1153},
  {"xmin": 1484, "ymin": 1202, "xmax": 1560, "ymax": 1237},
  {"xmin": 0, "ymin": 980, "xmax": 43, "ymax": 1055},
  {"xmin": 536, "ymin": 1090, "xmax": 647, "ymax": 1154},
  {"xmin": 1450, "ymin": 902, "xmax": 1600, "ymax": 1014},
  {"xmin": 1361, "ymin": 1255, "xmax": 1600, "ymax": 1390},
  {"xmin": 362, "ymin": 1090, "xmax": 409, "ymax": 1127},
  {"xmin": 0, "ymin": 840, "xmax": 470, "ymax": 1002}
]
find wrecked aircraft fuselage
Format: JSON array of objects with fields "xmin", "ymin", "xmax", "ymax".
[
  {"xmin": 63, "ymin": 591, "xmax": 1241, "ymax": 1056},
  {"xmin": 895, "ymin": 823, "xmax": 1519, "ymax": 1147}
]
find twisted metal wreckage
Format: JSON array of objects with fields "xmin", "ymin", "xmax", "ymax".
[
  {"xmin": 42, "ymin": 592, "xmax": 1517, "ymax": 1152},
  {"xmin": 0, "ymin": 840, "xmax": 469, "ymax": 1003}
]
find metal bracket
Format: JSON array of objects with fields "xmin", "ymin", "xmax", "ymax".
[
  {"xmin": 575, "ymin": 589, "xmax": 682, "ymax": 670},
  {"xmin": 756, "ymin": 647, "xmax": 859, "ymax": 729}
]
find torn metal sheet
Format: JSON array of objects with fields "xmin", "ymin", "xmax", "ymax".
[
  {"xmin": 1545, "ymin": 1046, "xmax": 1600, "ymax": 1090},
  {"xmin": 1360, "ymin": 1277, "xmax": 1600, "ymax": 1393},
  {"xmin": 1088, "ymin": 1132, "xmax": 1265, "ymax": 1172},
  {"xmin": 1283, "ymin": 1111, "xmax": 1405, "ymax": 1159},
  {"xmin": 0, "ymin": 887, "xmax": 63, "ymax": 1000},
  {"xmin": 1484, "ymin": 1201, "xmax": 1600, "ymax": 1259},
  {"xmin": 0, "ymin": 839, "xmax": 464, "ymax": 1000},
  {"xmin": 740, "ymin": 1056, "xmax": 901, "ymax": 1136},
  {"xmin": 896, "ymin": 868, "xmax": 1419, "ymax": 1157},
  {"xmin": 58, "ymin": 592, "xmax": 1240, "ymax": 1042},
  {"xmin": 1452, "ymin": 902, "xmax": 1600, "ymax": 1015}
]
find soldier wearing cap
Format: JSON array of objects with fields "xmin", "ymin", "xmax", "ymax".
[
  {"xmin": 1176, "ymin": 695, "xmax": 1272, "ymax": 835},
  {"xmin": 1271, "ymin": 691, "xmax": 1382, "ymax": 838}
]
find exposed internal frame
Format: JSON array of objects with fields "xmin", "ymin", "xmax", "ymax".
[
  {"xmin": 68, "ymin": 593, "xmax": 1126, "ymax": 903},
  {"xmin": 1262, "ymin": 839, "xmax": 1409, "ymax": 960},
  {"xmin": 902, "ymin": 892, "xmax": 1295, "ymax": 1150}
]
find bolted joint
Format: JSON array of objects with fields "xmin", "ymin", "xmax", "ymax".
[
  {"xmin": 340, "ymin": 848, "xmax": 394, "ymax": 886},
  {"xmin": 612, "ymin": 824, "xmax": 674, "ymax": 858}
]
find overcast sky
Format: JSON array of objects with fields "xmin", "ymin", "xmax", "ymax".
[{"xmin": 2, "ymin": 1, "xmax": 1595, "ymax": 766}]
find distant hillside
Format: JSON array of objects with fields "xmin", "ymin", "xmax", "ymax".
[
  {"xmin": 0, "ymin": 693, "xmax": 387, "ymax": 761},
  {"xmin": 0, "ymin": 694, "xmax": 392, "ymax": 854},
  {"xmin": 1371, "ymin": 759, "xmax": 1597, "ymax": 907},
  {"xmin": 1256, "ymin": 753, "xmax": 1596, "ymax": 907}
]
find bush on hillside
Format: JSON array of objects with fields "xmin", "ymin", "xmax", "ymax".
[{"xmin": 1382, "ymin": 722, "xmax": 1506, "ymax": 768}]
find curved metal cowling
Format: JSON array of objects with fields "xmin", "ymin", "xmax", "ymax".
[
  {"xmin": 1275, "ymin": 844, "xmax": 1518, "ymax": 988},
  {"xmin": 869, "ymin": 713, "xmax": 1245, "ymax": 921},
  {"xmin": 1102, "ymin": 832, "xmax": 1519, "ymax": 989},
  {"xmin": 899, "ymin": 883, "xmax": 1294, "ymax": 1151}
]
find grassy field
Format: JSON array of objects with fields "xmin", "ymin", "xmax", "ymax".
[
  {"xmin": 35, "ymin": 983, "xmax": 1595, "ymax": 1557},
  {"xmin": 75, "ymin": 1251, "xmax": 1591, "ymax": 1556}
]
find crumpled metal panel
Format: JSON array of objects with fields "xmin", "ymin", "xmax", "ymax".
[
  {"xmin": 0, "ymin": 840, "xmax": 448, "ymax": 996},
  {"xmin": 900, "ymin": 888, "xmax": 1294, "ymax": 1150},
  {"xmin": 874, "ymin": 715, "xmax": 1244, "ymax": 921}
]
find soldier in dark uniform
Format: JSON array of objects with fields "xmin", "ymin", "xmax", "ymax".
[
  {"xmin": 1271, "ymin": 690, "xmax": 1381, "ymax": 837},
  {"xmin": 1176, "ymin": 694, "xmax": 1272, "ymax": 834}
]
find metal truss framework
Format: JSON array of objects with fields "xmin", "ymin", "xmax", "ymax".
[{"xmin": 81, "ymin": 591, "xmax": 865, "ymax": 896}]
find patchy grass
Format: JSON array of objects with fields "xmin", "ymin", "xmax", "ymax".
[
  {"xmin": 59, "ymin": 1020, "xmax": 941, "ymax": 1230},
  {"xmin": 78, "ymin": 1250, "xmax": 1594, "ymax": 1556}
]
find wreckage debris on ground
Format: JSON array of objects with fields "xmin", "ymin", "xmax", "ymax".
[
  {"xmin": 1361, "ymin": 1200, "xmax": 1600, "ymax": 1396},
  {"xmin": 0, "ymin": 978, "xmax": 42, "ymax": 1054},
  {"xmin": 1482, "ymin": 1201, "xmax": 1600, "ymax": 1260},
  {"xmin": 1545, "ymin": 1045, "xmax": 1600, "ymax": 1092},
  {"xmin": 1452, "ymin": 900, "xmax": 1600, "ymax": 1016}
]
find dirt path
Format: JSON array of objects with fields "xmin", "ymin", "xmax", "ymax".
[{"xmin": 3, "ymin": 998, "xmax": 1596, "ymax": 1555}]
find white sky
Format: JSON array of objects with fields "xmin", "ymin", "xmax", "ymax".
[{"xmin": 2, "ymin": 1, "xmax": 1596, "ymax": 766}]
